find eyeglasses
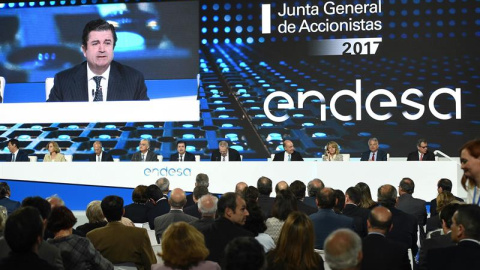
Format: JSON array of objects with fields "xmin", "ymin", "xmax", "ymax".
[{"xmin": 419, "ymin": 146, "xmax": 428, "ymax": 149}]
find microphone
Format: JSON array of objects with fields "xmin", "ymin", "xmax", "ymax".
[
  {"xmin": 92, "ymin": 89, "xmax": 95, "ymax": 98},
  {"xmin": 433, "ymin": 150, "xmax": 454, "ymax": 162}
]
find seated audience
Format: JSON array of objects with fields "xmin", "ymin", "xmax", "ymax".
[
  {"xmin": 124, "ymin": 185, "xmax": 149, "ymax": 223},
  {"xmin": 342, "ymin": 187, "xmax": 370, "ymax": 238},
  {"xmin": 0, "ymin": 207, "xmax": 56, "ymax": 269},
  {"xmin": 266, "ymin": 211, "xmax": 324, "ymax": 270},
  {"xmin": 396, "ymin": 177, "xmax": 427, "ymax": 240},
  {"xmin": 244, "ymin": 186, "xmax": 275, "ymax": 252},
  {"xmin": 184, "ymin": 186, "xmax": 209, "ymax": 219},
  {"xmin": 304, "ymin": 178, "xmax": 324, "ymax": 208},
  {"xmin": 0, "ymin": 182, "xmax": 20, "ymax": 215},
  {"xmin": 355, "ymin": 182, "xmax": 378, "ymax": 209},
  {"xmin": 43, "ymin": 141, "xmax": 66, "ymax": 162},
  {"xmin": 145, "ymin": 182, "xmax": 170, "ymax": 229},
  {"xmin": 426, "ymin": 191, "xmax": 461, "ymax": 233},
  {"xmin": 47, "ymin": 206, "xmax": 113, "ymax": 270},
  {"xmin": 185, "ymin": 173, "xmax": 209, "ymax": 207},
  {"xmin": 275, "ymin": 181, "xmax": 289, "ymax": 193},
  {"xmin": 429, "ymin": 178, "xmax": 464, "ymax": 216},
  {"xmin": 324, "ymin": 229, "xmax": 362, "ymax": 270},
  {"xmin": 257, "ymin": 176, "xmax": 275, "ymax": 219},
  {"xmin": 189, "ymin": 194, "xmax": 218, "ymax": 232},
  {"xmin": 152, "ymin": 222, "xmax": 220, "ymax": 270},
  {"xmin": 323, "ymin": 141, "xmax": 343, "ymax": 161},
  {"xmin": 265, "ymin": 189, "xmax": 297, "ymax": 243},
  {"xmin": 87, "ymin": 195, "xmax": 156, "ymax": 270},
  {"xmin": 290, "ymin": 180, "xmax": 317, "ymax": 215},
  {"xmin": 46, "ymin": 194, "xmax": 65, "ymax": 209},
  {"xmin": 333, "ymin": 189, "xmax": 346, "ymax": 214},
  {"xmin": 225, "ymin": 237, "xmax": 266, "ymax": 270},
  {"xmin": 235, "ymin": 181, "xmax": 248, "ymax": 195},
  {"xmin": 76, "ymin": 200, "xmax": 108, "ymax": 235}
]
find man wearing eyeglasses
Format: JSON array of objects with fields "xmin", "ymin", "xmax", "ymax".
[{"xmin": 407, "ymin": 138, "xmax": 436, "ymax": 161}]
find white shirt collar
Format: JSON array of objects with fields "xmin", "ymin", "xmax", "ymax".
[{"xmin": 86, "ymin": 64, "xmax": 110, "ymax": 102}]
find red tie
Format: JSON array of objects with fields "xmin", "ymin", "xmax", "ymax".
[
  {"xmin": 371, "ymin": 153, "xmax": 375, "ymax": 161},
  {"xmin": 420, "ymin": 154, "xmax": 423, "ymax": 161}
]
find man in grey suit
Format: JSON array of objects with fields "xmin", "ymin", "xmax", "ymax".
[
  {"xmin": 396, "ymin": 177, "xmax": 427, "ymax": 240},
  {"xmin": 154, "ymin": 188, "xmax": 197, "ymax": 242},
  {"xmin": 47, "ymin": 19, "xmax": 148, "ymax": 102},
  {"xmin": 131, "ymin": 139, "xmax": 158, "ymax": 162}
]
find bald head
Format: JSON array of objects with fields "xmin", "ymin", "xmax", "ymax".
[
  {"xmin": 368, "ymin": 206, "xmax": 393, "ymax": 234},
  {"xmin": 169, "ymin": 188, "xmax": 186, "ymax": 209},
  {"xmin": 377, "ymin": 184, "xmax": 397, "ymax": 208},
  {"xmin": 235, "ymin": 182, "xmax": 248, "ymax": 194},
  {"xmin": 275, "ymin": 181, "xmax": 289, "ymax": 193},
  {"xmin": 284, "ymin": 140, "xmax": 294, "ymax": 154},
  {"xmin": 324, "ymin": 229, "xmax": 362, "ymax": 270}
]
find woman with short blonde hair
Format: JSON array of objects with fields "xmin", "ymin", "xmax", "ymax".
[
  {"xmin": 43, "ymin": 141, "xmax": 66, "ymax": 162},
  {"xmin": 322, "ymin": 141, "xmax": 343, "ymax": 161}
]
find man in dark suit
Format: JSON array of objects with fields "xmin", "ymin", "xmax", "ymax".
[
  {"xmin": 290, "ymin": 180, "xmax": 318, "ymax": 215},
  {"xmin": 304, "ymin": 178, "xmax": 324, "ymax": 208},
  {"xmin": 6, "ymin": 139, "xmax": 29, "ymax": 162},
  {"xmin": 426, "ymin": 205, "xmax": 480, "ymax": 270},
  {"xmin": 407, "ymin": 138, "xmax": 436, "ymax": 161},
  {"xmin": 429, "ymin": 178, "xmax": 464, "ymax": 216},
  {"xmin": 361, "ymin": 206, "xmax": 411, "ymax": 270},
  {"xmin": 183, "ymin": 186, "xmax": 209, "ymax": 219},
  {"xmin": 189, "ymin": 194, "xmax": 218, "ymax": 232},
  {"xmin": 47, "ymin": 19, "xmax": 148, "ymax": 102},
  {"xmin": 185, "ymin": 173, "xmax": 209, "ymax": 208},
  {"xmin": 0, "ymin": 182, "xmax": 21, "ymax": 215},
  {"xmin": 87, "ymin": 195, "xmax": 156, "ymax": 270},
  {"xmin": 343, "ymin": 187, "xmax": 370, "ymax": 238},
  {"xmin": 88, "ymin": 141, "xmax": 113, "ymax": 162},
  {"xmin": 256, "ymin": 176, "xmax": 275, "ymax": 219},
  {"xmin": 396, "ymin": 178, "xmax": 427, "ymax": 240},
  {"xmin": 360, "ymin": 137, "xmax": 388, "ymax": 161},
  {"xmin": 210, "ymin": 141, "xmax": 241, "ymax": 161},
  {"xmin": 273, "ymin": 140, "xmax": 303, "ymax": 161},
  {"xmin": 169, "ymin": 140, "xmax": 195, "ymax": 161},
  {"xmin": 378, "ymin": 184, "xmax": 418, "ymax": 255},
  {"xmin": 145, "ymin": 182, "xmax": 170, "ymax": 230},
  {"xmin": 310, "ymin": 187, "xmax": 354, "ymax": 249},
  {"xmin": 131, "ymin": 139, "xmax": 158, "ymax": 162},
  {"xmin": 202, "ymin": 192, "xmax": 253, "ymax": 266}
]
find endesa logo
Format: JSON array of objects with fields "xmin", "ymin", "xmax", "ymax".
[{"xmin": 144, "ymin": 167, "xmax": 192, "ymax": 177}]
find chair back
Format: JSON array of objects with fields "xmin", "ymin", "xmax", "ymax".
[
  {"xmin": 0, "ymin": 76, "xmax": 5, "ymax": 103},
  {"xmin": 45, "ymin": 77, "xmax": 54, "ymax": 101}
]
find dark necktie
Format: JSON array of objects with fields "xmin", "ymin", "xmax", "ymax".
[
  {"xmin": 180, "ymin": 155, "xmax": 183, "ymax": 162},
  {"xmin": 141, "ymin": 154, "xmax": 145, "ymax": 161},
  {"xmin": 371, "ymin": 153, "xmax": 375, "ymax": 161},
  {"xmin": 93, "ymin": 76, "xmax": 103, "ymax": 101}
]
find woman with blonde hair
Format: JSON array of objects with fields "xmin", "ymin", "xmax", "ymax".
[
  {"xmin": 459, "ymin": 139, "xmax": 480, "ymax": 205},
  {"xmin": 43, "ymin": 141, "xmax": 66, "ymax": 162},
  {"xmin": 355, "ymin": 182, "xmax": 378, "ymax": 209},
  {"xmin": 151, "ymin": 222, "xmax": 220, "ymax": 270},
  {"xmin": 266, "ymin": 211, "xmax": 324, "ymax": 270},
  {"xmin": 322, "ymin": 141, "xmax": 343, "ymax": 161}
]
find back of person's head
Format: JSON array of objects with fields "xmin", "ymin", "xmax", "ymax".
[
  {"xmin": 155, "ymin": 177, "xmax": 170, "ymax": 193},
  {"xmin": 437, "ymin": 178, "xmax": 453, "ymax": 192},
  {"xmin": 169, "ymin": 188, "xmax": 187, "ymax": 208},
  {"xmin": 161, "ymin": 222, "xmax": 209, "ymax": 269},
  {"xmin": 193, "ymin": 186, "xmax": 209, "ymax": 201},
  {"xmin": 101, "ymin": 195, "xmax": 123, "ymax": 222},
  {"xmin": 345, "ymin": 187, "xmax": 362, "ymax": 205},
  {"xmin": 399, "ymin": 177, "xmax": 415, "ymax": 194},
  {"xmin": 307, "ymin": 178, "xmax": 325, "ymax": 197},
  {"xmin": 46, "ymin": 194, "xmax": 65, "ymax": 208},
  {"xmin": 195, "ymin": 173, "xmax": 209, "ymax": 187},
  {"xmin": 377, "ymin": 185, "xmax": 397, "ymax": 208},
  {"xmin": 454, "ymin": 204, "xmax": 480, "ymax": 241},
  {"xmin": 355, "ymin": 182, "xmax": 376, "ymax": 209},
  {"xmin": 272, "ymin": 189, "xmax": 298, "ymax": 221},
  {"xmin": 290, "ymin": 180, "xmax": 307, "ymax": 200},
  {"xmin": 47, "ymin": 206, "xmax": 77, "ymax": 234},
  {"xmin": 86, "ymin": 200, "xmax": 105, "ymax": 223},
  {"xmin": 317, "ymin": 187, "xmax": 336, "ymax": 209},
  {"xmin": 21, "ymin": 196, "xmax": 51, "ymax": 220},
  {"xmin": 257, "ymin": 176, "xmax": 272, "ymax": 195},
  {"xmin": 334, "ymin": 189, "xmax": 346, "ymax": 213},
  {"xmin": 436, "ymin": 191, "xmax": 456, "ymax": 212},
  {"xmin": 132, "ymin": 185, "xmax": 148, "ymax": 204},
  {"xmin": 198, "ymin": 194, "xmax": 218, "ymax": 216},
  {"xmin": 324, "ymin": 228, "xmax": 362, "ymax": 270},
  {"xmin": 0, "ymin": 182, "xmax": 11, "ymax": 198},
  {"xmin": 217, "ymin": 192, "xmax": 238, "ymax": 218},
  {"xmin": 235, "ymin": 182, "xmax": 248, "ymax": 195},
  {"xmin": 274, "ymin": 181, "xmax": 289, "ymax": 194},
  {"xmin": 244, "ymin": 200, "xmax": 266, "ymax": 236},
  {"xmin": 145, "ymin": 184, "xmax": 163, "ymax": 201},
  {"xmin": 368, "ymin": 206, "xmax": 393, "ymax": 233},
  {"xmin": 439, "ymin": 203, "xmax": 460, "ymax": 229},
  {"xmin": 244, "ymin": 186, "xmax": 260, "ymax": 205},
  {"xmin": 4, "ymin": 206, "xmax": 43, "ymax": 253},
  {"xmin": 82, "ymin": 19, "xmax": 117, "ymax": 48},
  {"xmin": 225, "ymin": 237, "xmax": 266, "ymax": 270}
]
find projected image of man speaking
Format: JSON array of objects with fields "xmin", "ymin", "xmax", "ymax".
[{"xmin": 47, "ymin": 19, "xmax": 149, "ymax": 102}]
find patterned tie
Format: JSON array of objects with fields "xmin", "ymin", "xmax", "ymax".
[
  {"xmin": 93, "ymin": 76, "xmax": 103, "ymax": 101},
  {"xmin": 222, "ymin": 156, "xmax": 225, "ymax": 162},
  {"xmin": 420, "ymin": 154, "xmax": 423, "ymax": 161},
  {"xmin": 371, "ymin": 152, "xmax": 375, "ymax": 161},
  {"xmin": 141, "ymin": 154, "xmax": 145, "ymax": 161}
]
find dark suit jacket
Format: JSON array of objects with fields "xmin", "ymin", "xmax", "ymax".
[
  {"xmin": 343, "ymin": 204, "xmax": 370, "ymax": 238},
  {"xmin": 386, "ymin": 207, "xmax": 419, "ymax": 256},
  {"xmin": 429, "ymin": 196, "xmax": 464, "ymax": 216},
  {"xmin": 184, "ymin": 193, "xmax": 195, "ymax": 208},
  {"xmin": 418, "ymin": 232, "xmax": 455, "ymax": 270},
  {"xmin": 362, "ymin": 233, "xmax": 411, "ymax": 270},
  {"xmin": 131, "ymin": 151, "xmax": 158, "ymax": 162},
  {"xmin": 0, "ymin": 238, "xmax": 64, "ymax": 270},
  {"xmin": 304, "ymin": 196, "xmax": 317, "ymax": 208},
  {"xmin": 309, "ymin": 209, "xmax": 354, "ymax": 249},
  {"xmin": 169, "ymin": 151, "xmax": 196, "ymax": 162},
  {"xmin": 257, "ymin": 194, "xmax": 275, "ymax": 219},
  {"xmin": 210, "ymin": 148, "xmax": 241, "ymax": 161},
  {"xmin": 7, "ymin": 150, "xmax": 30, "ymax": 162},
  {"xmin": 184, "ymin": 204, "xmax": 202, "ymax": 219},
  {"xmin": 146, "ymin": 196, "xmax": 170, "ymax": 229},
  {"xmin": 427, "ymin": 240, "xmax": 480, "ymax": 270},
  {"xmin": 154, "ymin": 210, "xmax": 198, "ymax": 242},
  {"xmin": 407, "ymin": 150, "xmax": 436, "ymax": 161},
  {"xmin": 0, "ymin": 197, "xmax": 21, "ymax": 215},
  {"xmin": 272, "ymin": 151, "xmax": 304, "ymax": 161},
  {"xmin": 360, "ymin": 149, "xmax": 388, "ymax": 161},
  {"xmin": 297, "ymin": 200, "xmax": 318, "ymax": 216},
  {"xmin": 47, "ymin": 61, "xmax": 149, "ymax": 102},
  {"xmin": 124, "ymin": 203, "xmax": 149, "ymax": 223},
  {"xmin": 189, "ymin": 217, "xmax": 215, "ymax": 233},
  {"xmin": 88, "ymin": 151, "xmax": 113, "ymax": 162}
]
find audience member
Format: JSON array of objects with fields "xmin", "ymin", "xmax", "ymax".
[
  {"xmin": 152, "ymin": 222, "xmax": 220, "ymax": 270},
  {"xmin": 275, "ymin": 181, "xmax": 289, "ymax": 193},
  {"xmin": 426, "ymin": 191, "xmax": 461, "ymax": 233},
  {"xmin": 6, "ymin": 138, "xmax": 29, "ymax": 162},
  {"xmin": 355, "ymin": 182, "xmax": 378, "ymax": 209},
  {"xmin": 304, "ymin": 178, "xmax": 325, "ymax": 208},
  {"xmin": 342, "ymin": 187, "xmax": 370, "ymax": 238},
  {"xmin": 225, "ymin": 237, "xmax": 266, "ymax": 270},
  {"xmin": 361, "ymin": 206, "xmax": 410, "ymax": 270},
  {"xmin": 0, "ymin": 207, "xmax": 56, "ymax": 270},
  {"xmin": 459, "ymin": 139, "xmax": 480, "ymax": 205},
  {"xmin": 244, "ymin": 187, "xmax": 275, "ymax": 253},
  {"xmin": 257, "ymin": 176, "xmax": 275, "ymax": 219},
  {"xmin": 290, "ymin": 180, "xmax": 317, "ymax": 215},
  {"xmin": 47, "ymin": 206, "xmax": 113, "ymax": 270},
  {"xmin": 265, "ymin": 189, "xmax": 297, "ymax": 243},
  {"xmin": 87, "ymin": 195, "xmax": 156, "ymax": 270},
  {"xmin": 407, "ymin": 138, "xmax": 435, "ymax": 161},
  {"xmin": 310, "ymin": 187, "xmax": 354, "ymax": 249},
  {"xmin": 202, "ymin": 192, "xmax": 253, "ymax": 266},
  {"xmin": 89, "ymin": 141, "xmax": 113, "ymax": 162},
  {"xmin": 333, "ymin": 189, "xmax": 346, "ymax": 214},
  {"xmin": 377, "ymin": 184, "xmax": 418, "ymax": 255},
  {"xmin": 0, "ymin": 182, "xmax": 20, "ymax": 214},
  {"xmin": 266, "ymin": 211, "xmax": 324, "ymax": 270},
  {"xmin": 185, "ymin": 173, "xmax": 209, "ymax": 207},
  {"xmin": 189, "ymin": 194, "xmax": 218, "ymax": 232},
  {"xmin": 76, "ymin": 200, "xmax": 108, "ymax": 235},
  {"xmin": 323, "ymin": 141, "xmax": 343, "ymax": 161},
  {"xmin": 0, "ymin": 205, "xmax": 6, "ymax": 236},
  {"xmin": 210, "ymin": 141, "xmax": 241, "ymax": 161},
  {"xmin": 427, "ymin": 205, "xmax": 480, "ymax": 269},
  {"xmin": 396, "ymin": 177, "xmax": 427, "ymax": 240},
  {"xmin": 124, "ymin": 185, "xmax": 149, "ymax": 223},
  {"xmin": 235, "ymin": 181, "xmax": 248, "ymax": 195},
  {"xmin": 184, "ymin": 186, "xmax": 209, "ymax": 219},
  {"xmin": 131, "ymin": 139, "xmax": 158, "ymax": 161},
  {"xmin": 360, "ymin": 137, "xmax": 387, "ymax": 161},
  {"xmin": 169, "ymin": 140, "xmax": 196, "ymax": 162},
  {"xmin": 46, "ymin": 194, "xmax": 65, "ymax": 208},
  {"xmin": 43, "ymin": 141, "xmax": 67, "ymax": 162},
  {"xmin": 273, "ymin": 140, "xmax": 304, "ymax": 161},
  {"xmin": 154, "ymin": 188, "xmax": 197, "ymax": 242},
  {"xmin": 429, "ymin": 178, "xmax": 464, "ymax": 216},
  {"xmin": 145, "ymin": 182, "xmax": 170, "ymax": 229},
  {"xmin": 324, "ymin": 229, "xmax": 362, "ymax": 270}
]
